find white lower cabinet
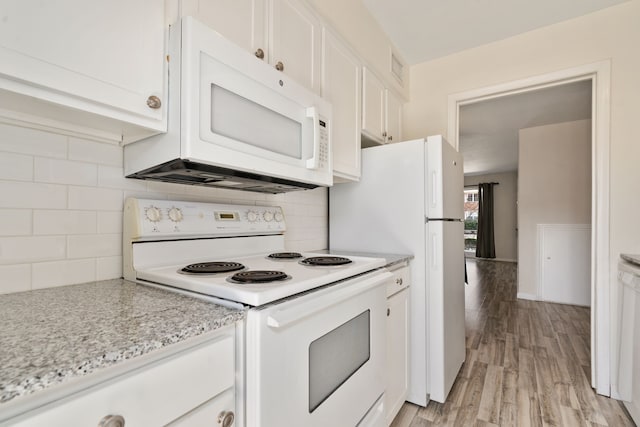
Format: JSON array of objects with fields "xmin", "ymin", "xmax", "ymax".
[
  {"xmin": 9, "ymin": 331, "xmax": 236, "ymax": 427},
  {"xmin": 385, "ymin": 265, "xmax": 410, "ymax": 425}
]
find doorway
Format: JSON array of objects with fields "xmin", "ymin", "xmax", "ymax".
[{"xmin": 447, "ymin": 60, "xmax": 611, "ymax": 395}]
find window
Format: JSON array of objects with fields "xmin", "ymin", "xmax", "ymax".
[{"xmin": 464, "ymin": 189, "xmax": 479, "ymax": 252}]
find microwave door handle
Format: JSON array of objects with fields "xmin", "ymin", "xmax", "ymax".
[
  {"xmin": 266, "ymin": 271, "xmax": 393, "ymax": 328},
  {"xmin": 306, "ymin": 106, "xmax": 320, "ymax": 169}
]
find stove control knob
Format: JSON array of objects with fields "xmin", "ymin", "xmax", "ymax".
[
  {"xmin": 247, "ymin": 211, "xmax": 258, "ymax": 222},
  {"xmin": 168, "ymin": 207, "xmax": 183, "ymax": 223},
  {"xmin": 263, "ymin": 211, "xmax": 274, "ymax": 222},
  {"xmin": 144, "ymin": 206, "xmax": 162, "ymax": 222},
  {"xmin": 274, "ymin": 212, "xmax": 284, "ymax": 222}
]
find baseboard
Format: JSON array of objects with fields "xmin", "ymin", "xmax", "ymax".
[{"xmin": 517, "ymin": 292, "xmax": 539, "ymax": 301}]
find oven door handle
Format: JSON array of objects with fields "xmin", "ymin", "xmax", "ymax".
[{"xmin": 266, "ymin": 271, "xmax": 392, "ymax": 329}]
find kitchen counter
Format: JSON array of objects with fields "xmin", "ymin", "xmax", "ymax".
[
  {"xmin": 0, "ymin": 279, "xmax": 245, "ymax": 407},
  {"xmin": 621, "ymin": 253, "xmax": 640, "ymax": 267},
  {"xmin": 319, "ymin": 250, "xmax": 413, "ymax": 268}
]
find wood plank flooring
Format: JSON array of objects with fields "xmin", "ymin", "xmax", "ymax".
[{"xmin": 391, "ymin": 259, "xmax": 635, "ymax": 427}]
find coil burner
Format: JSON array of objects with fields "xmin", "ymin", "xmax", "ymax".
[
  {"xmin": 300, "ymin": 256, "xmax": 353, "ymax": 266},
  {"xmin": 179, "ymin": 262, "xmax": 245, "ymax": 275},
  {"xmin": 228, "ymin": 270, "xmax": 291, "ymax": 284},
  {"xmin": 267, "ymin": 252, "xmax": 304, "ymax": 260}
]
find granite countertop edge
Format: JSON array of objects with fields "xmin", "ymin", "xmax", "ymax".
[
  {"xmin": 621, "ymin": 253, "xmax": 640, "ymax": 267},
  {"xmin": 0, "ymin": 279, "xmax": 246, "ymax": 407}
]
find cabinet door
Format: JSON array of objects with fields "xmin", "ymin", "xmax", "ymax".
[
  {"xmin": 269, "ymin": 0, "xmax": 322, "ymax": 94},
  {"xmin": 385, "ymin": 89, "xmax": 402, "ymax": 144},
  {"xmin": 180, "ymin": 0, "xmax": 267, "ymax": 58},
  {"xmin": 322, "ymin": 29, "xmax": 361, "ymax": 182},
  {"xmin": 386, "ymin": 288, "xmax": 409, "ymax": 425},
  {"xmin": 0, "ymin": 0, "xmax": 166, "ymax": 128},
  {"xmin": 361, "ymin": 67, "xmax": 386, "ymax": 144}
]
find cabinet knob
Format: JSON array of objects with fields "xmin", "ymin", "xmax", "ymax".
[
  {"xmin": 146, "ymin": 95, "xmax": 161, "ymax": 109},
  {"xmin": 275, "ymin": 61, "xmax": 284, "ymax": 72},
  {"xmin": 382, "ymin": 131, "xmax": 387, "ymax": 138},
  {"xmin": 396, "ymin": 277, "xmax": 403, "ymax": 286},
  {"xmin": 388, "ymin": 135, "xmax": 393, "ymax": 141},
  {"xmin": 98, "ymin": 415, "xmax": 125, "ymax": 427},
  {"xmin": 218, "ymin": 411, "xmax": 235, "ymax": 427},
  {"xmin": 387, "ymin": 308, "xmax": 391, "ymax": 317},
  {"xmin": 254, "ymin": 48, "xmax": 265, "ymax": 59}
]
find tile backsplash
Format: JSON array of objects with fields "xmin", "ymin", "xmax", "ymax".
[{"xmin": 0, "ymin": 123, "xmax": 328, "ymax": 294}]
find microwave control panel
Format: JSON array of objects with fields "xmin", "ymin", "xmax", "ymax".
[{"xmin": 319, "ymin": 119, "xmax": 329, "ymax": 169}]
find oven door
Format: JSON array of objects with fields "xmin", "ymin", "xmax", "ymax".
[
  {"xmin": 245, "ymin": 270, "xmax": 392, "ymax": 427},
  {"xmin": 180, "ymin": 17, "xmax": 332, "ymax": 187}
]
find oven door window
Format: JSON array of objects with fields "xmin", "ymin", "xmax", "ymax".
[
  {"xmin": 210, "ymin": 84, "xmax": 302, "ymax": 159},
  {"xmin": 308, "ymin": 310, "xmax": 370, "ymax": 412}
]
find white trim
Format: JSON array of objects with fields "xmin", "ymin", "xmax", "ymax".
[
  {"xmin": 516, "ymin": 292, "xmax": 539, "ymax": 301},
  {"xmin": 447, "ymin": 60, "xmax": 611, "ymax": 396}
]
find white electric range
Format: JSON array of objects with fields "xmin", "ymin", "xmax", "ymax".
[{"xmin": 123, "ymin": 198, "xmax": 391, "ymax": 427}]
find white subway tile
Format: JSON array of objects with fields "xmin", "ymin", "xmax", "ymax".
[
  {"xmin": 68, "ymin": 137, "xmax": 122, "ymax": 166},
  {"xmin": 68, "ymin": 186, "xmax": 123, "ymax": 211},
  {"xmin": 0, "ymin": 209, "xmax": 32, "ymax": 236},
  {"xmin": 0, "ymin": 264, "xmax": 31, "ymax": 294},
  {"xmin": 97, "ymin": 256, "xmax": 122, "ymax": 281},
  {"xmin": 0, "ymin": 181, "xmax": 67, "ymax": 209},
  {"xmin": 97, "ymin": 212, "xmax": 122, "ymax": 234},
  {"xmin": 98, "ymin": 165, "xmax": 147, "ymax": 191},
  {"xmin": 34, "ymin": 158, "xmax": 97, "ymax": 186},
  {"xmin": 0, "ymin": 124, "xmax": 67, "ymax": 158},
  {"xmin": 32, "ymin": 259, "xmax": 96, "ymax": 289},
  {"xmin": 0, "ymin": 236, "xmax": 66, "ymax": 264},
  {"xmin": 33, "ymin": 210, "xmax": 96, "ymax": 235},
  {"xmin": 0, "ymin": 152, "xmax": 33, "ymax": 181},
  {"xmin": 123, "ymin": 190, "xmax": 168, "ymax": 201},
  {"xmin": 67, "ymin": 233, "xmax": 121, "ymax": 258}
]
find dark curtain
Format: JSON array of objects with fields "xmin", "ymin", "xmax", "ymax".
[{"xmin": 475, "ymin": 183, "xmax": 496, "ymax": 259}]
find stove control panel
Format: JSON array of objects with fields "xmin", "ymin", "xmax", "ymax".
[{"xmin": 124, "ymin": 198, "xmax": 286, "ymax": 240}]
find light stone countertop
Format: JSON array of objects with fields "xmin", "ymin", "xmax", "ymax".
[{"xmin": 0, "ymin": 279, "xmax": 245, "ymax": 406}]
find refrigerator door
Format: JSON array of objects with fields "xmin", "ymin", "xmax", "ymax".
[
  {"xmin": 427, "ymin": 219, "xmax": 466, "ymax": 403},
  {"xmin": 426, "ymin": 135, "xmax": 464, "ymax": 220}
]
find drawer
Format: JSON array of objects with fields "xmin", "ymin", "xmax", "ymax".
[
  {"xmin": 11, "ymin": 334, "xmax": 235, "ymax": 427},
  {"xmin": 386, "ymin": 265, "xmax": 410, "ymax": 298},
  {"xmin": 168, "ymin": 388, "xmax": 235, "ymax": 426}
]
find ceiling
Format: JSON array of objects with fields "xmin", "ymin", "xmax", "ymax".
[
  {"xmin": 459, "ymin": 80, "xmax": 592, "ymax": 176},
  {"xmin": 362, "ymin": 0, "xmax": 629, "ymax": 65}
]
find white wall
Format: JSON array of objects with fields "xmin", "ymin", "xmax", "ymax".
[
  {"xmin": 518, "ymin": 119, "xmax": 592, "ymax": 297},
  {"xmin": 404, "ymin": 0, "xmax": 640, "ymax": 315},
  {"xmin": 0, "ymin": 123, "xmax": 328, "ymax": 294},
  {"xmin": 464, "ymin": 171, "xmax": 518, "ymax": 262}
]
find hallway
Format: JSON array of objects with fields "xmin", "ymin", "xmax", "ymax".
[{"xmin": 391, "ymin": 259, "xmax": 634, "ymax": 426}]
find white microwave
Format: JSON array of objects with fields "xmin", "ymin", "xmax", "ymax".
[{"xmin": 124, "ymin": 17, "xmax": 332, "ymax": 193}]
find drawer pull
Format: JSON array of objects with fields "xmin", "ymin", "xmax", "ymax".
[
  {"xmin": 275, "ymin": 61, "xmax": 284, "ymax": 72},
  {"xmin": 396, "ymin": 278, "xmax": 403, "ymax": 286},
  {"xmin": 218, "ymin": 411, "xmax": 235, "ymax": 427},
  {"xmin": 98, "ymin": 415, "xmax": 125, "ymax": 427},
  {"xmin": 387, "ymin": 308, "xmax": 391, "ymax": 317},
  {"xmin": 254, "ymin": 48, "xmax": 265, "ymax": 59},
  {"xmin": 146, "ymin": 95, "xmax": 161, "ymax": 109}
]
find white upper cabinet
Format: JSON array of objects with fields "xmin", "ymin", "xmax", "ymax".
[
  {"xmin": 362, "ymin": 67, "xmax": 403, "ymax": 146},
  {"xmin": 182, "ymin": 0, "xmax": 321, "ymax": 94},
  {"xmin": 361, "ymin": 67, "xmax": 386, "ymax": 144},
  {"xmin": 180, "ymin": 0, "xmax": 267, "ymax": 56},
  {"xmin": 322, "ymin": 28, "xmax": 361, "ymax": 182},
  {"xmin": 385, "ymin": 89, "xmax": 402, "ymax": 144},
  {"xmin": 0, "ymin": 0, "xmax": 167, "ymax": 143}
]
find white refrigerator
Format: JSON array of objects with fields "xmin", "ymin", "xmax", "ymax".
[{"xmin": 329, "ymin": 135, "xmax": 465, "ymax": 405}]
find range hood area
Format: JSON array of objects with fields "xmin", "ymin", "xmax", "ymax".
[{"xmin": 126, "ymin": 159, "xmax": 317, "ymax": 194}]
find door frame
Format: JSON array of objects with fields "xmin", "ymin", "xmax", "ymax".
[{"xmin": 446, "ymin": 60, "xmax": 611, "ymax": 395}]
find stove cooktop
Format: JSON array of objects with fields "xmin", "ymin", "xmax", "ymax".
[{"xmin": 136, "ymin": 252, "xmax": 386, "ymax": 306}]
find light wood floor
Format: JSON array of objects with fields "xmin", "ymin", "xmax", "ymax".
[{"xmin": 391, "ymin": 259, "xmax": 635, "ymax": 427}]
